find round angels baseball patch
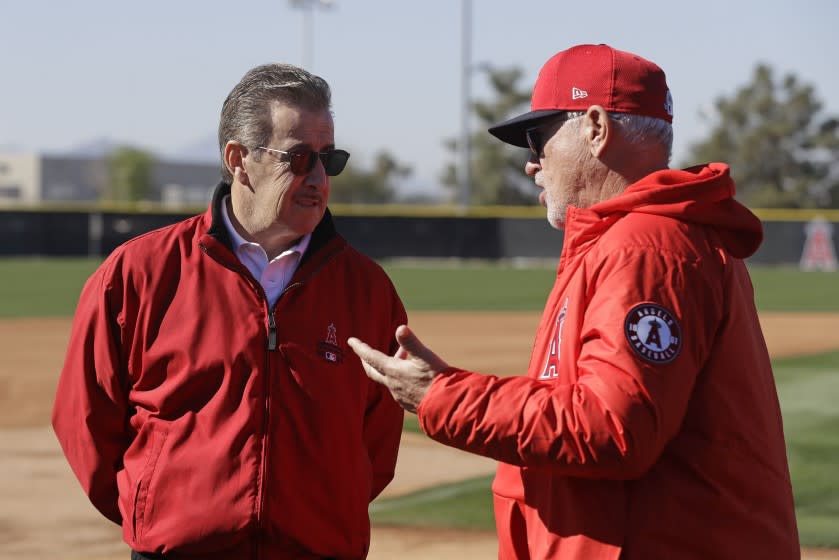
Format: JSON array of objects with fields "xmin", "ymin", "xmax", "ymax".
[{"xmin": 624, "ymin": 303, "xmax": 682, "ymax": 364}]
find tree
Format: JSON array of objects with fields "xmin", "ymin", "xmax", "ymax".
[
  {"xmin": 329, "ymin": 150, "xmax": 410, "ymax": 203},
  {"xmin": 684, "ymin": 64, "xmax": 839, "ymax": 208},
  {"xmin": 441, "ymin": 66, "xmax": 533, "ymax": 205},
  {"xmin": 106, "ymin": 146, "xmax": 156, "ymax": 202}
]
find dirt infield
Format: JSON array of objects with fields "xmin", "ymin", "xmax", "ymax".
[{"xmin": 2, "ymin": 311, "xmax": 839, "ymax": 559}]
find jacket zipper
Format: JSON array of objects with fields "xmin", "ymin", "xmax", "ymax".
[
  {"xmin": 200, "ymin": 241, "xmax": 343, "ymax": 557},
  {"xmin": 266, "ymin": 281, "xmax": 303, "ymax": 351},
  {"xmin": 267, "ymin": 312, "xmax": 277, "ymax": 350},
  {"xmin": 256, "ymin": 338, "xmax": 270, "ymax": 560},
  {"xmin": 256, "ymin": 282, "xmax": 302, "ymax": 550},
  {"xmin": 200, "ymin": 243, "xmax": 275, "ymax": 549}
]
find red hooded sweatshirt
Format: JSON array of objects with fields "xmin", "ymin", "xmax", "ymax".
[{"xmin": 417, "ymin": 164, "xmax": 800, "ymax": 559}]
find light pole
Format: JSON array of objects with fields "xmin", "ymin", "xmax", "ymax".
[
  {"xmin": 460, "ymin": 0, "xmax": 472, "ymax": 210},
  {"xmin": 289, "ymin": 0, "xmax": 334, "ymax": 69}
]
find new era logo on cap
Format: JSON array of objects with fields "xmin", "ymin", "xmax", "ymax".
[
  {"xmin": 534, "ymin": 44, "xmax": 672, "ymax": 120},
  {"xmin": 488, "ymin": 44, "xmax": 673, "ymax": 147}
]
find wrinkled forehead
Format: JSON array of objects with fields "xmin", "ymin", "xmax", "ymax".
[{"xmin": 268, "ymin": 101, "xmax": 335, "ymax": 144}]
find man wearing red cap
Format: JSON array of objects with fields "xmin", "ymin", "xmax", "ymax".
[{"xmin": 349, "ymin": 44, "xmax": 800, "ymax": 559}]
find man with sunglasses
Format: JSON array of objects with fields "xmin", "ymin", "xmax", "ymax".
[
  {"xmin": 53, "ymin": 64, "xmax": 406, "ymax": 559},
  {"xmin": 349, "ymin": 44, "xmax": 799, "ymax": 559}
]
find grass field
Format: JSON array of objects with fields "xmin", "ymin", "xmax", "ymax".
[
  {"xmin": 775, "ymin": 350, "xmax": 839, "ymax": 547},
  {"xmin": 2, "ymin": 257, "xmax": 838, "ymax": 546},
  {"xmin": 2, "ymin": 256, "xmax": 838, "ymax": 316},
  {"xmin": 387, "ymin": 350, "xmax": 839, "ymax": 547}
]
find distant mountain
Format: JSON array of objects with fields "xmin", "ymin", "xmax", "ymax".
[
  {"xmin": 66, "ymin": 137, "xmax": 125, "ymax": 157},
  {"xmin": 172, "ymin": 134, "xmax": 220, "ymax": 163},
  {"xmin": 60, "ymin": 135, "xmax": 220, "ymax": 164}
]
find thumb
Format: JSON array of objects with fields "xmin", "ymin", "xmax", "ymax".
[
  {"xmin": 394, "ymin": 325, "xmax": 424, "ymax": 355},
  {"xmin": 395, "ymin": 324, "xmax": 449, "ymax": 371}
]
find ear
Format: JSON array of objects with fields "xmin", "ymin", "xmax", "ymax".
[
  {"xmin": 223, "ymin": 141, "xmax": 250, "ymax": 186},
  {"xmin": 583, "ymin": 105, "xmax": 611, "ymax": 158}
]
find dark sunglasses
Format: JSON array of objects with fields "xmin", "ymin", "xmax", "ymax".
[
  {"xmin": 525, "ymin": 113, "xmax": 577, "ymax": 157},
  {"xmin": 256, "ymin": 146, "xmax": 350, "ymax": 176},
  {"xmin": 525, "ymin": 127, "xmax": 548, "ymax": 158}
]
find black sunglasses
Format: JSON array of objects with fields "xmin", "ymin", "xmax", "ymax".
[
  {"xmin": 525, "ymin": 114, "xmax": 577, "ymax": 157},
  {"xmin": 256, "ymin": 146, "xmax": 350, "ymax": 176}
]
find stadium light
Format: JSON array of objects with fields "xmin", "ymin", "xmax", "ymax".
[
  {"xmin": 460, "ymin": 0, "xmax": 472, "ymax": 209},
  {"xmin": 289, "ymin": 0, "xmax": 334, "ymax": 69}
]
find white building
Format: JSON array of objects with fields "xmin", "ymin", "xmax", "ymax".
[{"xmin": 0, "ymin": 152, "xmax": 220, "ymax": 206}]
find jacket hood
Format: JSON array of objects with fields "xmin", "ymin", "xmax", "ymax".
[{"xmin": 590, "ymin": 163, "xmax": 763, "ymax": 258}]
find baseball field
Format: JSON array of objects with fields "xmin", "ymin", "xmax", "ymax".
[{"xmin": 1, "ymin": 258, "xmax": 838, "ymax": 559}]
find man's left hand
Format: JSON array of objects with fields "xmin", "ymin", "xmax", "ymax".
[{"xmin": 348, "ymin": 325, "xmax": 449, "ymax": 413}]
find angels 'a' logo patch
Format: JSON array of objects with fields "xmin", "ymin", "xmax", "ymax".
[
  {"xmin": 317, "ymin": 323, "xmax": 344, "ymax": 364},
  {"xmin": 624, "ymin": 303, "xmax": 681, "ymax": 364}
]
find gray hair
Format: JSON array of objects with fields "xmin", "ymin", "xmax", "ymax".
[
  {"xmin": 218, "ymin": 64, "xmax": 332, "ymax": 182},
  {"xmin": 565, "ymin": 111, "xmax": 674, "ymax": 163},
  {"xmin": 609, "ymin": 113, "xmax": 673, "ymax": 164}
]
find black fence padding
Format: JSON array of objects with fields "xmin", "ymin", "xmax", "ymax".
[
  {"xmin": 1, "ymin": 210, "xmax": 836, "ymax": 266},
  {"xmin": 99, "ymin": 213, "xmax": 192, "ymax": 255},
  {"xmin": 0, "ymin": 211, "xmax": 89, "ymax": 255},
  {"xmin": 333, "ymin": 215, "xmax": 504, "ymax": 260}
]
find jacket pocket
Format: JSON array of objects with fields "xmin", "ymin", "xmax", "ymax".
[{"xmin": 132, "ymin": 428, "xmax": 168, "ymax": 541}]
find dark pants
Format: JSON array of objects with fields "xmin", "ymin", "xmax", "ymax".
[
  {"xmin": 131, "ymin": 552, "xmax": 166, "ymax": 560},
  {"xmin": 131, "ymin": 551, "xmax": 337, "ymax": 559}
]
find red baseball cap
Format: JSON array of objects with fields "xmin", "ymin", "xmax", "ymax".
[{"xmin": 489, "ymin": 44, "xmax": 673, "ymax": 147}]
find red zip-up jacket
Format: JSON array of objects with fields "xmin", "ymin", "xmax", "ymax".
[
  {"xmin": 52, "ymin": 182, "xmax": 406, "ymax": 559},
  {"xmin": 417, "ymin": 164, "xmax": 799, "ymax": 559}
]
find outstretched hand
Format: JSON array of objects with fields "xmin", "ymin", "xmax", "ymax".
[{"xmin": 348, "ymin": 325, "xmax": 449, "ymax": 413}]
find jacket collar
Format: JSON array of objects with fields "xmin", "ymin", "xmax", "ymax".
[{"xmin": 205, "ymin": 180, "xmax": 338, "ymax": 264}]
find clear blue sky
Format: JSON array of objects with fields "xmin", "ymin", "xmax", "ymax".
[{"xmin": 2, "ymin": 0, "xmax": 838, "ymax": 198}]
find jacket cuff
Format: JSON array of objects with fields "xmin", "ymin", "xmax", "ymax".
[{"xmin": 416, "ymin": 366, "xmax": 463, "ymax": 437}]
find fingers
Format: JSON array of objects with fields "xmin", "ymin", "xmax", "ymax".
[
  {"xmin": 348, "ymin": 332, "xmax": 437, "ymax": 414},
  {"xmin": 394, "ymin": 325, "xmax": 422, "ymax": 353},
  {"xmin": 346, "ymin": 336, "xmax": 368, "ymax": 354},
  {"xmin": 394, "ymin": 324, "xmax": 449, "ymax": 371},
  {"xmin": 347, "ymin": 337, "xmax": 391, "ymax": 384},
  {"xmin": 347, "ymin": 337, "xmax": 383, "ymax": 368},
  {"xmin": 358, "ymin": 357, "xmax": 389, "ymax": 386}
]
